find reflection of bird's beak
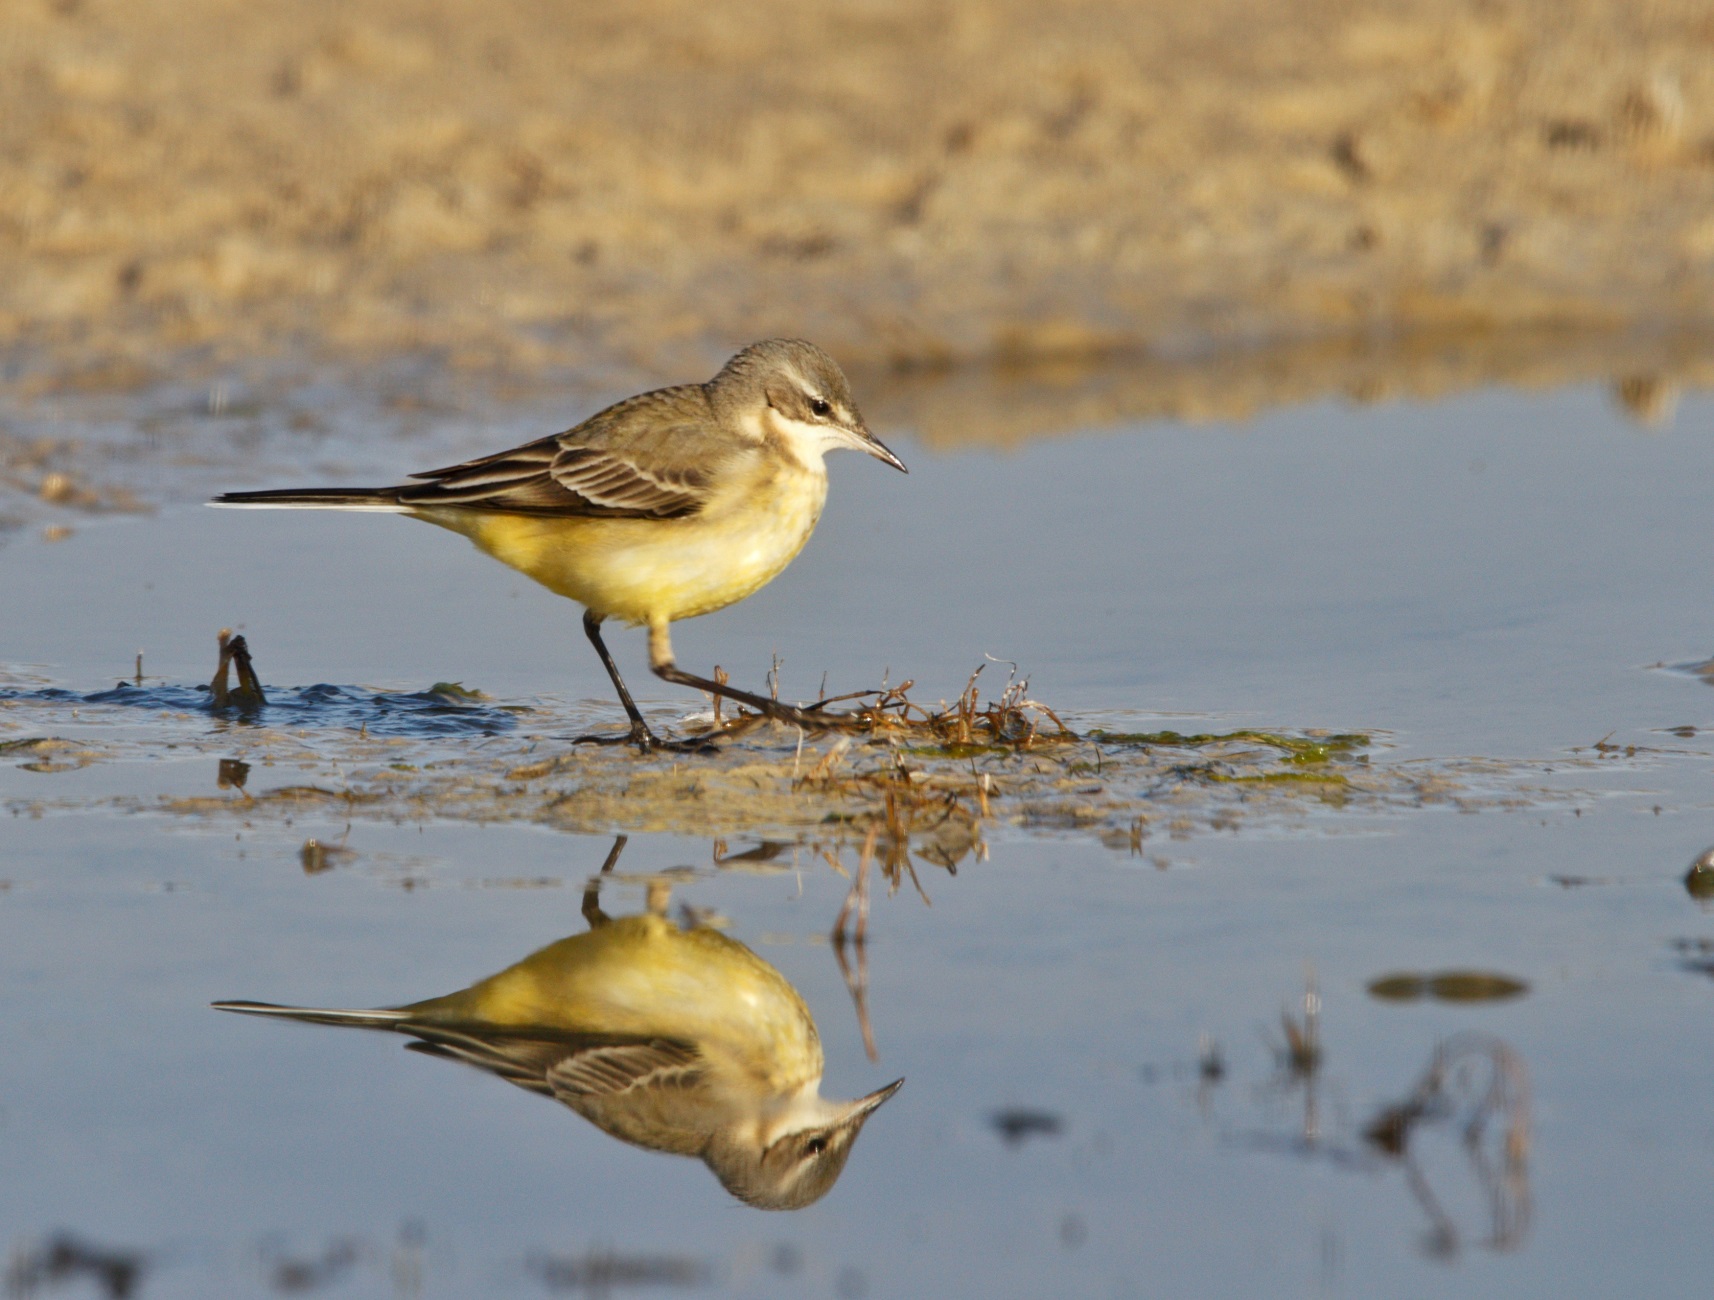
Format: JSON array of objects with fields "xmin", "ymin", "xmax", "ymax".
[
  {"xmin": 847, "ymin": 1077, "xmax": 905, "ymax": 1124},
  {"xmin": 857, "ymin": 424, "xmax": 909, "ymax": 474}
]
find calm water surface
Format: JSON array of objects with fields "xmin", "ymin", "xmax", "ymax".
[{"xmin": 2, "ymin": 375, "xmax": 1713, "ymax": 1296}]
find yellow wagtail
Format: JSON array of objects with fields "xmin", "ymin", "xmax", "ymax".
[
  {"xmin": 212, "ymin": 339, "xmax": 907, "ymax": 749},
  {"xmin": 213, "ymin": 840, "xmax": 902, "ymax": 1210}
]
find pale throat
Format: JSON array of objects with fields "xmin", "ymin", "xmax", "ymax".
[
  {"xmin": 758, "ymin": 408, "xmax": 838, "ymax": 475},
  {"xmin": 755, "ymin": 1084, "xmax": 843, "ymax": 1140}
]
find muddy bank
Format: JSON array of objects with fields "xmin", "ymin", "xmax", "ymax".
[
  {"xmin": 3, "ymin": 0, "xmax": 1713, "ymax": 386},
  {"xmin": 0, "ymin": 674, "xmax": 1589, "ymax": 854}
]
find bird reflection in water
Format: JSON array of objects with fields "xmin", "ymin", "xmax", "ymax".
[{"xmin": 214, "ymin": 836, "xmax": 902, "ymax": 1210}]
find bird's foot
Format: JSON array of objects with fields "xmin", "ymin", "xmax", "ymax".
[
  {"xmin": 654, "ymin": 734, "xmax": 723, "ymax": 754},
  {"xmin": 573, "ymin": 719, "xmax": 660, "ymax": 752},
  {"xmin": 572, "ymin": 721, "xmax": 720, "ymax": 755}
]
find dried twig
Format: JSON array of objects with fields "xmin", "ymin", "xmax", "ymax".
[{"xmin": 209, "ymin": 628, "xmax": 266, "ymax": 708}]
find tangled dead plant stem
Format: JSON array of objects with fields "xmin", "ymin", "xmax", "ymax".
[{"xmin": 704, "ymin": 660, "xmax": 1075, "ymax": 751}]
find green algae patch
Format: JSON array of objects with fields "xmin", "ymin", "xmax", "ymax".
[
  {"xmin": 1367, "ymin": 971, "xmax": 1531, "ymax": 1003},
  {"xmin": 1091, "ymin": 730, "xmax": 1370, "ymax": 765},
  {"xmin": 1183, "ymin": 766, "xmax": 1351, "ymax": 786},
  {"xmin": 426, "ymin": 682, "xmax": 491, "ymax": 701}
]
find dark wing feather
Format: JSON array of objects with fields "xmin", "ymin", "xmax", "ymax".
[
  {"xmin": 395, "ymin": 384, "xmax": 725, "ymax": 518},
  {"xmin": 400, "ymin": 1024, "xmax": 703, "ymax": 1100},
  {"xmin": 403, "ymin": 1029, "xmax": 563, "ymax": 1097}
]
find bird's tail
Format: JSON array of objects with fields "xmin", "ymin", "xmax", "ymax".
[
  {"xmin": 212, "ymin": 999, "xmax": 409, "ymax": 1029},
  {"xmin": 210, "ymin": 487, "xmax": 409, "ymax": 512}
]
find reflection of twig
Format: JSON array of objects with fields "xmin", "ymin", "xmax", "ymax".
[
  {"xmin": 1195, "ymin": 1032, "xmax": 1225, "ymax": 1116},
  {"xmin": 831, "ymin": 827, "xmax": 879, "ymax": 1062},
  {"xmin": 834, "ymin": 828, "xmax": 875, "ymax": 944},
  {"xmin": 1226, "ymin": 985, "xmax": 1531, "ymax": 1264},
  {"xmin": 265, "ymin": 1240, "xmax": 359, "ymax": 1294},
  {"xmin": 299, "ymin": 826, "xmax": 354, "ymax": 875},
  {"xmin": 1363, "ymin": 1033, "xmax": 1531, "ymax": 1258},
  {"xmin": 1281, "ymin": 967, "xmax": 1321, "ymax": 1075},
  {"xmin": 1260, "ymin": 965, "xmax": 1323, "ymax": 1145},
  {"xmin": 217, "ymin": 757, "xmax": 255, "ymax": 803}
]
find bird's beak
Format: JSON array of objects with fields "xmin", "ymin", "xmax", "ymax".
[
  {"xmin": 857, "ymin": 425, "xmax": 908, "ymax": 473},
  {"xmin": 846, "ymin": 1077, "xmax": 905, "ymax": 1124}
]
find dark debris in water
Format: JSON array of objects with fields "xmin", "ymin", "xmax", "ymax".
[
  {"xmin": 5, "ymin": 1233, "xmax": 146, "ymax": 1299},
  {"xmin": 989, "ymin": 1108, "xmax": 1064, "ymax": 1147},
  {"xmin": 0, "ymin": 681, "xmax": 523, "ymax": 738},
  {"xmin": 1669, "ymin": 937, "xmax": 1714, "ymax": 977},
  {"xmin": 528, "ymin": 1248, "xmax": 710, "ymax": 1293},
  {"xmin": 264, "ymin": 1240, "xmax": 359, "ymax": 1294}
]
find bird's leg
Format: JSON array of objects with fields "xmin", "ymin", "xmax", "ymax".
[
  {"xmin": 576, "ymin": 611, "xmax": 660, "ymax": 750},
  {"xmin": 580, "ymin": 833, "xmax": 627, "ymax": 928},
  {"xmin": 648, "ymin": 620, "xmax": 838, "ymax": 730}
]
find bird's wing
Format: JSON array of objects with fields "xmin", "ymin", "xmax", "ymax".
[
  {"xmin": 400, "ymin": 1025, "xmax": 572, "ymax": 1096},
  {"xmin": 395, "ymin": 385, "xmax": 726, "ymax": 518},
  {"xmin": 545, "ymin": 1038, "xmax": 705, "ymax": 1099},
  {"xmin": 400, "ymin": 1025, "xmax": 703, "ymax": 1099}
]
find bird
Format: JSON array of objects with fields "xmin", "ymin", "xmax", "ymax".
[
  {"xmin": 213, "ymin": 837, "xmax": 903, "ymax": 1210},
  {"xmin": 211, "ymin": 339, "xmax": 907, "ymax": 749}
]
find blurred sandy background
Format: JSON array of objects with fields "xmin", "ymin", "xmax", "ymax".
[{"xmin": 2, "ymin": 0, "xmax": 1713, "ymax": 390}]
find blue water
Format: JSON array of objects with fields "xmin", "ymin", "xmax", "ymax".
[{"xmin": 2, "ymin": 376, "xmax": 1713, "ymax": 1296}]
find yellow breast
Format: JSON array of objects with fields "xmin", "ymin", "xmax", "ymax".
[{"xmin": 414, "ymin": 460, "xmax": 827, "ymax": 626}]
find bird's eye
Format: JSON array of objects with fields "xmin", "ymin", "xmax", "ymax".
[
  {"xmin": 804, "ymin": 1135, "xmax": 828, "ymax": 1155},
  {"xmin": 809, "ymin": 398, "xmax": 831, "ymax": 418}
]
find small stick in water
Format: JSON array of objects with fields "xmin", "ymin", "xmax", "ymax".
[{"xmin": 210, "ymin": 628, "xmax": 266, "ymax": 708}]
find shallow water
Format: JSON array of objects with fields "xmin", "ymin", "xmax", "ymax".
[{"xmin": 3, "ymin": 364, "xmax": 1714, "ymax": 1296}]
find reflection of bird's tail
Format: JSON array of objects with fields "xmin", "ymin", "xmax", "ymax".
[
  {"xmin": 210, "ymin": 487, "xmax": 408, "ymax": 512},
  {"xmin": 212, "ymin": 999, "xmax": 408, "ymax": 1029}
]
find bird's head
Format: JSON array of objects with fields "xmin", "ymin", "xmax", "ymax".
[
  {"xmin": 712, "ymin": 339, "xmax": 907, "ymax": 473},
  {"xmin": 703, "ymin": 1076, "xmax": 904, "ymax": 1210}
]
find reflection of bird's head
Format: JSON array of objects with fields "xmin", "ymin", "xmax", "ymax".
[{"xmin": 707, "ymin": 1078, "xmax": 904, "ymax": 1211}]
